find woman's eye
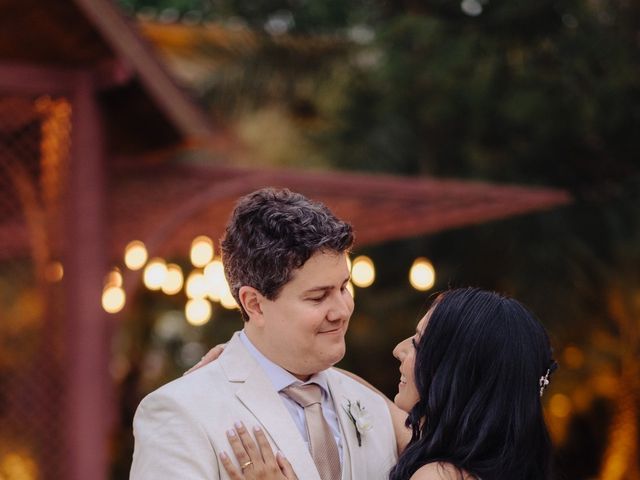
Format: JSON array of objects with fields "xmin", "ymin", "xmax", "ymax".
[
  {"xmin": 309, "ymin": 295, "xmax": 326, "ymax": 302},
  {"xmin": 411, "ymin": 338, "xmax": 418, "ymax": 349}
]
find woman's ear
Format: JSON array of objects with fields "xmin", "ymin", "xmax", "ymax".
[{"xmin": 238, "ymin": 286, "xmax": 265, "ymax": 325}]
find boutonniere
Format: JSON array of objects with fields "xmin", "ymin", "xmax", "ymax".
[{"xmin": 342, "ymin": 399, "xmax": 373, "ymax": 446}]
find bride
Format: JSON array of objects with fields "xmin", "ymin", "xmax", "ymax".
[{"xmin": 193, "ymin": 288, "xmax": 557, "ymax": 480}]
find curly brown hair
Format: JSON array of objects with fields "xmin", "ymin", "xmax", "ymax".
[{"xmin": 220, "ymin": 188, "xmax": 354, "ymax": 321}]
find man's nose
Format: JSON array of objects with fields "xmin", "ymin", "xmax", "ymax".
[{"xmin": 328, "ymin": 292, "xmax": 351, "ymax": 321}]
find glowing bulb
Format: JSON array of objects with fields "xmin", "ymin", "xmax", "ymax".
[
  {"xmin": 549, "ymin": 394, "xmax": 572, "ymax": 418},
  {"xmin": 204, "ymin": 259, "xmax": 227, "ymax": 301},
  {"xmin": 124, "ymin": 240, "xmax": 148, "ymax": 270},
  {"xmin": 102, "ymin": 285, "xmax": 126, "ymax": 313},
  {"xmin": 409, "ymin": 257, "xmax": 435, "ymax": 291},
  {"xmin": 186, "ymin": 271, "xmax": 208, "ymax": 299},
  {"xmin": 185, "ymin": 298, "xmax": 212, "ymax": 326},
  {"xmin": 162, "ymin": 264, "xmax": 184, "ymax": 295},
  {"xmin": 143, "ymin": 258, "xmax": 167, "ymax": 290},
  {"xmin": 563, "ymin": 345, "xmax": 585, "ymax": 369},
  {"xmin": 104, "ymin": 268, "xmax": 123, "ymax": 287},
  {"xmin": 190, "ymin": 236, "xmax": 214, "ymax": 267},
  {"xmin": 45, "ymin": 261, "xmax": 64, "ymax": 282},
  {"xmin": 351, "ymin": 255, "xmax": 375, "ymax": 288},
  {"xmin": 218, "ymin": 279, "xmax": 238, "ymax": 309}
]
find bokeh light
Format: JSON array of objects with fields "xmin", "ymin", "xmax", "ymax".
[
  {"xmin": 204, "ymin": 259, "xmax": 227, "ymax": 301},
  {"xmin": 124, "ymin": 240, "xmax": 148, "ymax": 270},
  {"xmin": 409, "ymin": 257, "xmax": 435, "ymax": 291},
  {"xmin": 102, "ymin": 285, "xmax": 126, "ymax": 314},
  {"xmin": 190, "ymin": 235, "xmax": 214, "ymax": 267},
  {"xmin": 143, "ymin": 258, "xmax": 167, "ymax": 291},
  {"xmin": 185, "ymin": 298, "xmax": 212, "ymax": 325},
  {"xmin": 351, "ymin": 255, "xmax": 375, "ymax": 288},
  {"xmin": 185, "ymin": 271, "xmax": 207, "ymax": 299},
  {"xmin": 550, "ymin": 393, "xmax": 572, "ymax": 418},
  {"xmin": 161, "ymin": 264, "xmax": 184, "ymax": 295},
  {"xmin": 44, "ymin": 261, "xmax": 64, "ymax": 282}
]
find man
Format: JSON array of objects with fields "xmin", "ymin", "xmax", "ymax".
[{"xmin": 130, "ymin": 188, "xmax": 397, "ymax": 479}]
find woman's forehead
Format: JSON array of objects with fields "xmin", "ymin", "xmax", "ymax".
[{"xmin": 416, "ymin": 307, "xmax": 434, "ymax": 334}]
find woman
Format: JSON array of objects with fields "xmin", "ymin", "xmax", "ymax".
[{"xmin": 215, "ymin": 288, "xmax": 557, "ymax": 479}]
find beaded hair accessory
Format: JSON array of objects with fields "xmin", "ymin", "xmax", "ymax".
[{"xmin": 539, "ymin": 369, "xmax": 551, "ymax": 397}]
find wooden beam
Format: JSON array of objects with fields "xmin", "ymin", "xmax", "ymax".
[
  {"xmin": 73, "ymin": 0, "xmax": 215, "ymax": 140},
  {"xmin": 0, "ymin": 61, "xmax": 77, "ymax": 94},
  {"xmin": 0, "ymin": 60, "xmax": 135, "ymax": 95}
]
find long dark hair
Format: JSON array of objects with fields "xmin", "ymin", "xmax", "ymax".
[{"xmin": 390, "ymin": 288, "xmax": 557, "ymax": 480}]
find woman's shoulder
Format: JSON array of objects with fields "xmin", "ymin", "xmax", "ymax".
[{"xmin": 409, "ymin": 462, "xmax": 478, "ymax": 480}]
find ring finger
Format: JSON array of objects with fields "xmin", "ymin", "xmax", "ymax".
[{"xmin": 226, "ymin": 427, "xmax": 256, "ymax": 474}]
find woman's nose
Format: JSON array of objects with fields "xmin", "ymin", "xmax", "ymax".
[{"xmin": 393, "ymin": 339, "xmax": 407, "ymax": 360}]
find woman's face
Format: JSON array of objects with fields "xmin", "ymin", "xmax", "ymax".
[{"xmin": 392, "ymin": 308, "xmax": 432, "ymax": 412}]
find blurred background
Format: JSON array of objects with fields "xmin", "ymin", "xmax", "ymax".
[{"xmin": 0, "ymin": 0, "xmax": 638, "ymax": 479}]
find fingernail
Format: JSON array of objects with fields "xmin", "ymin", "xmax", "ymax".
[
  {"xmin": 226, "ymin": 429, "xmax": 236, "ymax": 437},
  {"xmin": 220, "ymin": 451, "xmax": 229, "ymax": 460},
  {"xmin": 253, "ymin": 425, "xmax": 262, "ymax": 432},
  {"xmin": 276, "ymin": 451, "xmax": 286, "ymax": 459},
  {"xmin": 234, "ymin": 421, "xmax": 243, "ymax": 429}
]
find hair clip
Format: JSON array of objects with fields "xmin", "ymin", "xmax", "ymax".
[{"xmin": 539, "ymin": 368, "xmax": 551, "ymax": 397}]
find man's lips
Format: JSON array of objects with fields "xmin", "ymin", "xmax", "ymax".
[{"xmin": 318, "ymin": 326, "xmax": 342, "ymax": 334}]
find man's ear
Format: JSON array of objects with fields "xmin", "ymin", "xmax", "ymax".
[{"xmin": 238, "ymin": 286, "xmax": 265, "ymax": 325}]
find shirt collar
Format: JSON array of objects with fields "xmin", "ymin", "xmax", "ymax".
[{"xmin": 239, "ymin": 330, "xmax": 330, "ymax": 394}]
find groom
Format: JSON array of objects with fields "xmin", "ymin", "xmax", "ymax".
[{"xmin": 130, "ymin": 188, "xmax": 397, "ymax": 479}]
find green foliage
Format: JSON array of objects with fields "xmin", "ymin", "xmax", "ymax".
[
  {"xmin": 322, "ymin": 1, "xmax": 640, "ymax": 195},
  {"xmin": 113, "ymin": 1, "xmax": 640, "ymax": 478}
]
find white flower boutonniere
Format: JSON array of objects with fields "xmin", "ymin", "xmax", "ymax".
[{"xmin": 343, "ymin": 399, "xmax": 373, "ymax": 446}]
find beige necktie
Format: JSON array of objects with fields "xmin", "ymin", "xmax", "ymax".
[{"xmin": 283, "ymin": 383, "xmax": 341, "ymax": 480}]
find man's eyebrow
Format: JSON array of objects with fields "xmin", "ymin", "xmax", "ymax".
[
  {"xmin": 304, "ymin": 286, "xmax": 333, "ymax": 293},
  {"xmin": 303, "ymin": 277, "xmax": 350, "ymax": 294}
]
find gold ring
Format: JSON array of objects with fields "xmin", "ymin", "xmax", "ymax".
[{"xmin": 241, "ymin": 460, "xmax": 253, "ymax": 470}]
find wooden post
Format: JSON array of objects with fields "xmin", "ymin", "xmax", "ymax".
[{"xmin": 64, "ymin": 70, "xmax": 110, "ymax": 480}]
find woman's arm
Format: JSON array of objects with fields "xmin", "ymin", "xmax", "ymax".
[{"xmin": 334, "ymin": 367, "xmax": 411, "ymax": 455}]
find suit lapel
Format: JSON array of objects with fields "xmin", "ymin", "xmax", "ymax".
[
  {"xmin": 326, "ymin": 370, "xmax": 365, "ymax": 480},
  {"xmin": 220, "ymin": 334, "xmax": 320, "ymax": 480}
]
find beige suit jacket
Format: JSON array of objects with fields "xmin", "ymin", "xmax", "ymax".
[{"xmin": 130, "ymin": 332, "xmax": 397, "ymax": 480}]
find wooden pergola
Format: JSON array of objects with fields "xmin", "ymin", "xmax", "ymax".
[{"xmin": 0, "ymin": 1, "xmax": 571, "ymax": 479}]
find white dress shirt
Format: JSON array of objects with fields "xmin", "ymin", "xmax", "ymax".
[{"xmin": 239, "ymin": 331, "xmax": 344, "ymax": 463}]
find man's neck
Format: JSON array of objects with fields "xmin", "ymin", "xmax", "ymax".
[{"xmin": 243, "ymin": 329, "xmax": 312, "ymax": 382}]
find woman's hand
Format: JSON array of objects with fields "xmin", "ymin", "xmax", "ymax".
[
  {"xmin": 183, "ymin": 343, "xmax": 226, "ymax": 375},
  {"xmin": 220, "ymin": 423, "xmax": 297, "ymax": 480}
]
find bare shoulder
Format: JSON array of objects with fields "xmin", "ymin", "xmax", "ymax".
[{"xmin": 410, "ymin": 462, "xmax": 474, "ymax": 480}]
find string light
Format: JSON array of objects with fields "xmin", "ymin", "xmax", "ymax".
[
  {"xmin": 124, "ymin": 240, "xmax": 148, "ymax": 270},
  {"xmin": 186, "ymin": 271, "xmax": 208, "ymax": 299},
  {"xmin": 104, "ymin": 268, "xmax": 123, "ymax": 288},
  {"xmin": 409, "ymin": 257, "xmax": 435, "ymax": 291},
  {"xmin": 204, "ymin": 259, "xmax": 227, "ymax": 301},
  {"xmin": 351, "ymin": 255, "xmax": 375, "ymax": 288},
  {"xmin": 185, "ymin": 298, "xmax": 212, "ymax": 325},
  {"xmin": 143, "ymin": 258, "xmax": 167, "ymax": 291},
  {"xmin": 190, "ymin": 236, "xmax": 214, "ymax": 267},
  {"xmin": 102, "ymin": 285, "xmax": 126, "ymax": 313},
  {"xmin": 162, "ymin": 264, "xmax": 184, "ymax": 295},
  {"xmin": 45, "ymin": 261, "xmax": 64, "ymax": 282}
]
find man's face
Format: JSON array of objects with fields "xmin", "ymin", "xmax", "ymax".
[{"xmin": 258, "ymin": 251, "xmax": 354, "ymax": 378}]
